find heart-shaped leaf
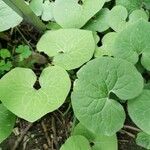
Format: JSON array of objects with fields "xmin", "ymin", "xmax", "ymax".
[
  {"xmin": 53, "ymin": 0, "xmax": 106, "ymax": 28},
  {"xmin": 112, "ymin": 19, "xmax": 150, "ymax": 71},
  {"xmin": 73, "ymin": 123, "xmax": 118, "ymax": 150},
  {"xmin": 108, "ymin": 6, "xmax": 148, "ymax": 32},
  {"xmin": 128, "ymin": 90, "xmax": 150, "ymax": 134},
  {"xmin": 71, "ymin": 57, "xmax": 143, "ymax": 135},
  {"xmin": 0, "ymin": 104, "xmax": 16, "ymax": 143},
  {"xmin": 0, "ymin": 1, "xmax": 22, "ymax": 32},
  {"xmin": 0, "ymin": 66, "xmax": 71, "ymax": 122},
  {"xmin": 37, "ymin": 29, "xmax": 95, "ymax": 70},
  {"xmin": 60, "ymin": 135, "xmax": 91, "ymax": 150}
]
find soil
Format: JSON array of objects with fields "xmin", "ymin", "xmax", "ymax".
[{"xmin": 0, "ymin": 103, "xmax": 146, "ymax": 150}]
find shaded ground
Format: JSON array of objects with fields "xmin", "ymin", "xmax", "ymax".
[{"xmin": 0, "ymin": 103, "xmax": 146, "ymax": 150}]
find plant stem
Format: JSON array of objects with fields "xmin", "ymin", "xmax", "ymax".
[{"xmin": 2, "ymin": 0, "xmax": 46, "ymax": 33}]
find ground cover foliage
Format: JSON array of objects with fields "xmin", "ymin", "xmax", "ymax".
[{"xmin": 0, "ymin": 0, "xmax": 150, "ymax": 149}]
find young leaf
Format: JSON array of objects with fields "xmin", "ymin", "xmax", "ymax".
[
  {"xmin": 115, "ymin": 0, "xmax": 143, "ymax": 13},
  {"xmin": 0, "ymin": 104, "xmax": 16, "ymax": 143},
  {"xmin": 83, "ymin": 8, "xmax": 110, "ymax": 32},
  {"xmin": 112, "ymin": 19, "xmax": 150, "ymax": 71},
  {"xmin": 0, "ymin": 66, "xmax": 71, "ymax": 122},
  {"xmin": 71, "ymin": 57, "xmax": 143, "ymax": 135},
  {"xmin": 73, "ymin": 123, "xmax": 118, "ymax": 150},
  {"xmin": 0, "ymin": 61, "xmax": 12, "ymax": 72},
  {"xmin": 37, "ymin": 29, "xmax": 95, "ymax": 70},
  {"xmin": 53, "ymin": 0, "xmax": 106, "ymax": 28},
  {"xmin": 0, "ymin": 0, "xmax": 22, "ymax": 32},
  {"xmin": 60, "ymin": 135, "xmax": 91, "ymax": 150},
  {"xmin": 128, "ymin": 90, "xmax": 150, "ymax": 134},
  {"xmin": 136, "ymin": 132, "xmax": 150, "ymax": 149},
  {"xmin": 15, "ymin": 45, "xmax": 32, "ymax": 61},
  {"xmin": 0, "ymin": 49, "xmax": 11, "ymax": 59}
]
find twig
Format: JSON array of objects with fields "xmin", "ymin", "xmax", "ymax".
[
  {"xmin": 120, "ymin": 129, "xmax": 136, "ymax": 138},
  {"xmin": 63, "ymin": 103, "xmax": 71, "ymax": 117},
  {"xmin": 16, "ymin": 27, "xmax": 34, "ymax": 51},
  {"xmin": 123, "ymin": 125, "xmax": 141, "ymax": 132},
  {"xmin": 71, "ymin": 116, "xmax": 77, "ymax": 134},
  {"xmin": 51, "ymin": 116, "xmax": 59, "ymax": 150},
  {"xmin": 41, "ymin": 120, "xmax": 51, "ymax": 148},
  {"xmin": 12, "ymin": 123, "xmax": 33, "ymax": 150}
]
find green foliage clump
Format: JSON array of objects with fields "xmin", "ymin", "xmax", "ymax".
[{"xmin": 1, "ymin": 0, "xmax": 150, "ymax": 149}]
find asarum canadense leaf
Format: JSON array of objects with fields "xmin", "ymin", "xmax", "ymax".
[
  {"xmin": 136, "ymin": 132, "xmax": 150, "ymax": 149},
  {"xmin": 108, "ymin": 5, "xmax": 128, "ymax": 32},
  {"xmin": 71, "ymin": 57, "xmax": 143, "ymax": 135},
  {"xmin": 0, "ymin": 66, "xmax": 71, "ymax": 122},
  {"xmin": 112, "ymin": 19, "xmax": 150, "ymax": 71},
  {"xmin": 53, "ymin": 0, "xmax": 106, "ymax": 28},
  {"xmin": 73, "ymin": 123, "xmax": 118, "ymax": 150},
  {"xmin": 115, "ymin": 0, "xmax": 143, "ymax": 13},
  {"xmin": 0, "ymin": 104, "xmax": 16, "ymax": 143},
  {"xmin": 0, "ymin": 1, "xmax": 22, "ymax": 32},
  {"xmin": 128, "ymin": 90, "xmax": 150, "ymax": 134},
  {"xmin": 60, "ymin": 135, "xmax": 91, "ymax": 150},
  {"xmin": 108, "ymin": 6, "xmax": 148, "ymax": 32},
  {"xmin": 37, "ymin": 29, "xmax": 95, "ymax": 70},
  {"xmin": 83, "ymin": 8, "xmax": 110, "ymax": 32}
]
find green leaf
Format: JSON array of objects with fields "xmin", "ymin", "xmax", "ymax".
[
  {"xmin": 143, "ymin": 0, "xmax": 150, "ymax": 9},
  {"xmin": 129, "ymin": 9, "xmax": 149, "ymax": 24},
  {"xmin": 71, "ymin": 57, "xmax": 143, "ymax": 135},
  {"xmin": 112, "ymin": 19, "xmax": 150, "ymax": 71},
  {"xmin": 84, "ymin": 8, "xmax": 110, "ymax": 32},
  {"xmin": 60, "ymin": 135, "xmax": 91, "ymax": 150},
  {"xmin": 15, "ymin": 45, "xmax": 32, "ymax": 61},
  {"xmin": 0, "ymin": 0, "xmax": 22, "ymax": 32},
  {"xmin": 0, "ymin": 60, "xmax": 12, "ymax": 72},
  {"xmin": 37, "ymin": 29, "xmax": 95, "ymax": 70},
  {"xmin": 0, "ymin": 49, "xmax": 11, "ymax": 59},
  {"xmin": 0, "ymin": 66, "xmax": 71, "ymax": 122},
  {"xmin": 41, "ymin": 0, "xmax": 54, "ymax": 21},
  {"xmin": 94, "ymin": 32, "xmax": 117, "ymax": 57},
  {"xmin": 53, "ymin": 0, "xmax": 106, "ymax": 28},
  {"xmin": 30, "ymin": 0, "xmax": 54, "ymax": 21},
  {"xmin": 0, "ymin": 104, "xmax": 16, "ymax": 143},
  {"xmin": 29, "ymin": 0, "xmax": 43, "ymax": 16},
  {"xmin": 128, "ymin": 90, "xmax": 150, "ymax": 134},
  {"xmin": 73, "ymin": 123, "xmax": 118, "ymax": 150},
  {"xmin": 115, "ymin": 0, "xmax": 143, "ymax": 13},
  {"xmin": 108, "ymin": 5, "xmax": 128, "ymax": 32},
  {"xmin": 136, "ymin": 132, "xmax": 150, "ymax": 149},
  {"xmin": 46, "ymin": 22, "xmax": 62, "ymax": 30}
]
